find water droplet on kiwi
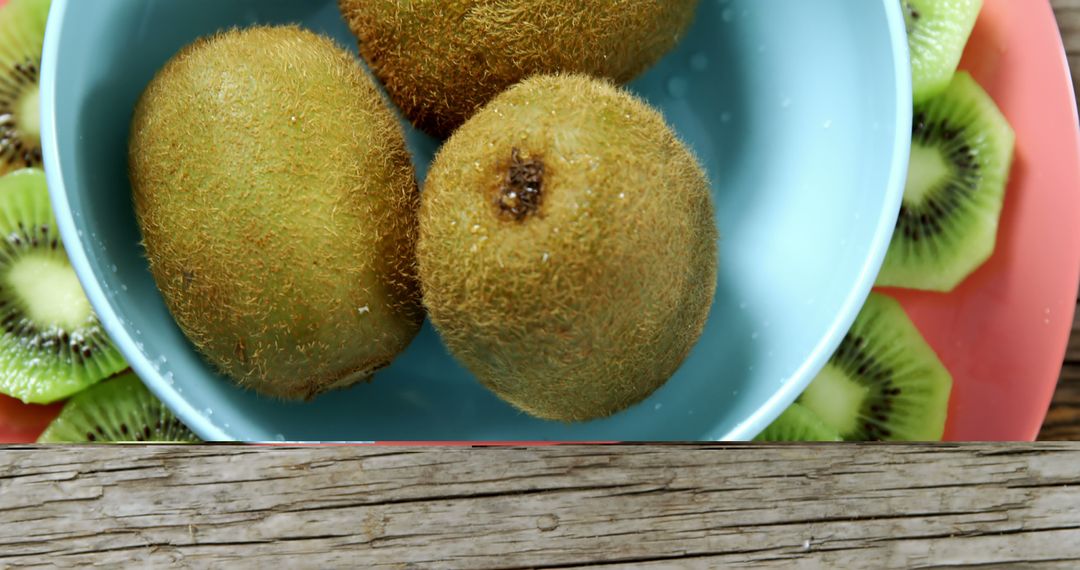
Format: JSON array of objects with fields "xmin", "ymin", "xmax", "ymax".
[
  {"xmin": 654, "ymin": 403, "xmax": 663, "ymax": 411},
  {"xmin": 120, "ymin": 284, "xmax": 128, "ymax": 291},
  {"xmin": 110, "ymin": 264, "xmax": 117, "ymax": 273}
]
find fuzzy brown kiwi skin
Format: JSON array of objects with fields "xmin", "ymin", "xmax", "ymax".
[
  {"xmin": 129, "ymin": 26, "xmax": 423, "ymax": 400},
  {"xmin": 338, "ymin": 0, "xmax": 700, "ymax": 138},
  {"xmin": 418, "ymin": 74, "xmax": 718, "ymax": 422}
]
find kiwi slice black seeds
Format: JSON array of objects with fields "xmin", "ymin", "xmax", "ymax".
[
  {"xmin": 0, "ymin": 59, "xmax": 41, "ymax": 168},
  {"xmin": 788, "ymin": 293, "xmax": 952, "ymax": 441},
  {"xmin": 877, "ymin": 72, "xmax": 1015, "ymax": 292},
  {"xmin": 38, "ymin": 372, "xmax": 199, "ymax": 443},
  {"xmin": 0, "ymin": 169, "xmax": 127, "ymax": 404}
]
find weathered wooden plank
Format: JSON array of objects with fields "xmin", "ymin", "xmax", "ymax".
[{"xmin": 0, "ymin": 445, "xmax": 1078, "ymax": 567}]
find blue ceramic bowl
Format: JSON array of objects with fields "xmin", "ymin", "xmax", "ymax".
[{"xmin": 41, "ymin": 0, "xmax": 911, "ymax": 441}]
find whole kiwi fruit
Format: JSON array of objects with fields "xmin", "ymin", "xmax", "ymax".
[
  {"xmin": 337, "ymin": 0, "xmax": 700, "ymax": 138},
  {"xmin": 418, "ymin": 74, "xmax": 718, "ymax": 422},
  {"xmin": 129, "ymin": 26, "xmax": 423, "ymax": 400}
]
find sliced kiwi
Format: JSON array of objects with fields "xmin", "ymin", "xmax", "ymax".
[
  {"xmin": 0, "ymin": 169, "xmax": 127, "ymax": 403},
  {"xmin": 787, "ymin": 292, "xmax": 952, "ymax": 441},
  {"xmin": 754, "ymin": 403, "xmax": 841, "ymax": 442},
  {"xmin": 0, "ymin": 0, "xmax": 50, "ymax": 174},
  {"xmin": 38, "ymin": 371, "xmax": 197, "ymax": 443},
  {"xmin": 903, "ymin": 0, "xmax": 982, "ymax": 103},
  {"xmin": 877, "ymin": 71, "xmax": 1014, "ymax": 292}
]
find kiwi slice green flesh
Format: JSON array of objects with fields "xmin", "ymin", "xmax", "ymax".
[
  {"xmin": 794, "ymin": 292, "xmax": 952, "ymax": 441},
  {"xmin": 0, "ymin": 169, "xmax": 127, "ymax": 404},
  {"xmin": 0, "ymin": 0, "xmax": 50, "ymax": 173},
  {"xmin": 877, "ymin": 71, "xmax": 1015, "ymax": 292},
  {"xmin": 38, "ymin": 371, "xmax": 198, "ymax": 443},
  {"xmin": 903, "ymin": 0, "xmax": 982, "ymax": 104},
  {"xmin": 754, "ymin": 403, "xmax": 841, "ymax": 442}
]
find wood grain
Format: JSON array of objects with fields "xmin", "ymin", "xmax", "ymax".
[
  {"xmin": 0, "ymin": 444, "xmax": 1079, "ymax": 568},
  {"xmin": 1038, "ymin": 0, "xmax": 1080, "ymax": 441}
]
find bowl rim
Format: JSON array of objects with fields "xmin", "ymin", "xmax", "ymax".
[
  {"xmin": 722, "ymin": 0, "xmax": 912, "ymax": 440},
  {"xmin": 40, "ymin": 0, "xmax": 912, "ymax": 442}
]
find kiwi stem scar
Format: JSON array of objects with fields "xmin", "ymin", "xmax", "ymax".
[{"xmin": 496, "ymin": 148, "xmax": 544, "ymax": 221}]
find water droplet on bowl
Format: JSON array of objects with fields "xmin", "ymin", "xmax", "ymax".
[
  {"xmin": 722, "ymin": 7, "xmax": 734, "ymax": 21},
  {"xmin": 690, "ymin": 52, "xmax": 709, "ymax": 71},
  {"xmin": 667, "ymin": 76, "xmax": 689, "ymax": 98}
]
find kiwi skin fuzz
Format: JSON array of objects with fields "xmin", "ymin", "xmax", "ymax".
[
  {"xmin": 338, "ymin": 0, "xmax": 700, "ymax": 138},
  {"xmin": 419, "ymin": 74, "xmax": 718, "ymax": 422},
  {"xmin": 129, "ymin": 26, "xmax": 423, "ymax": 400}
]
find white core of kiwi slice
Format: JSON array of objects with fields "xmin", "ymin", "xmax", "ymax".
[{"xmin": 7, "ymin": 253, "xmax": 93, "ymax": 329}]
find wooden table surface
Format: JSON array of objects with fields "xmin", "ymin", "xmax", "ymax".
[
  {"xmin": 3, "ymin": 3, "xmax": 1080, "ymax": 569},
  {"xmin": 1038, "ymin": 0, "xmax": 1080, "ymax": 440}
]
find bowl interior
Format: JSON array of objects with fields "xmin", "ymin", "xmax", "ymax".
[{"xmin": 42, "ymin": 0, "xmax": 909, "ymax": 441}]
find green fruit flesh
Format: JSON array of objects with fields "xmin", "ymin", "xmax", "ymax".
[
  {"xmin": 904, "ymin": 0, "xmax": 982, "ymax": 103},
  {"xmin": 0, "ymin": 0, "xmax": 50, "ymax": 173},
  {"xmin": 0, "ymin": 169, "xmax": 127, "ymax": 404},
  {"xmin": 878, "ymin": 72, "xmax": 1015, "ymax": 292},
  {"xmin": 797, "ymin": 293, "xmax": 952, "ymax": 441},
  {"xmin": 338, "ymin": 0, "xmax": 700, "ymax": 137},
  {"xmin": 129, "ymin": 26, "xmax": 423, "ymax": 400},
  {"xmin": 754, "ymin": 403, "xmax": 841, "ymax": 442},
  {"xmin": 37, "ymin": 372, "xmax": 198, "ymax": 443},
  {"xmin": 418, "ymin": 74, "xmax": 718, "ymax": 422},
  {"xmin": 799, "ymin": 364, "xmax": 870, "ymax": 436}
]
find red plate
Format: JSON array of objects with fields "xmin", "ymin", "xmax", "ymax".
[{"xmin": 880, "ymin": 0, "xmax": 1080, "ymax": 441}]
